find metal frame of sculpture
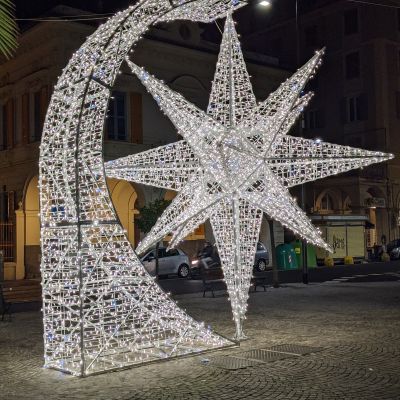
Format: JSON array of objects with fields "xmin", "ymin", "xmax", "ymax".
[{"xmin": 39, "ymin": 0, "xmax": 243, "ymax": 377}]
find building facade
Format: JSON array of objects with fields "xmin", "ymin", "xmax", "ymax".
[
  {"xmin": 0, "ymin": 10, "xmax": 287, "ymax": 280},
  {"xmin": 243, "ymin": 0, "xmax": 400, "ymax": 256}
]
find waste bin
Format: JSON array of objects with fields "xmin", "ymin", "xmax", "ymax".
[
  {"xmin": 276, "ymin": 244, "xmax": 298, "ymax": 270},
  {"xmin": 291, "ymin": 240, "xmax": 317, "ymax": 269}
]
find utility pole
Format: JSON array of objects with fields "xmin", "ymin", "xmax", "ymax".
[
  {"xmin": 296, "ymin": 0, "xmax": 309, "ymax": 284},
  {"xmin": 268, "ymin": 217, "xmax": 279, "ymax": 288}
]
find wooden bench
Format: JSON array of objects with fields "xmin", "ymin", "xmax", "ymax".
[
  {"xmin": 200, "ymin": 263, "xmax": 269, "ymax": 297},
  {"xmin": 200, "ymin": 264, "xmax": 223, "ymax": 298},
  {"xmin": 0, "ymin": 280, "xmax": 42, "ymax": 321},
  {"xmin": 251, "ymin": 276, "xmax": 268, "ymax": 292},
  {"xmin": 0, "ymin": 284, "xmax": 12, "ymax": 321}
]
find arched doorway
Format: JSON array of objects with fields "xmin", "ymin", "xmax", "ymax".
[
  {"xmin": 108, "ymin": 179, "xmax": 139, "ymax": 247},
  {"xmin": 315, "ymin": 189, "xmax": 341, "ymax": 214},
  {"xmin": 17, "ymin": 175, "xmax": 41, "ymax": 278}
]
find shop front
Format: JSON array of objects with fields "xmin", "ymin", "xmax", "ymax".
[{"xmin": 311, "ymin": 215, "xmax": 368, "ymax": 264}]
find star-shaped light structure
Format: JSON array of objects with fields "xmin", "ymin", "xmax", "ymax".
[{"xmin": 106, "ymin": 15, "xmax": 393, "ymax": 340}]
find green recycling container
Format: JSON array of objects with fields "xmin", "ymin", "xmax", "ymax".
[
  {"xmin": 276, "ymin": 243, "xmax": 298, "ymax": 270},
  {"xmin": 291, "ymin": 240, "xmax": 317, "ymax": 269}
]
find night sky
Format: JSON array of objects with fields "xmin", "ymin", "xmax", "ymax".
[{"xmin": 13, "ymin": 0, "xmax": 297, "ymax": 41}]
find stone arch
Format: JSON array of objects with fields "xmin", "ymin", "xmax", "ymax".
[
  {"xmin": 169, "ymin": 74, "xmax": 208, "ymax": 108},
  {"xmin": 315, "ymin": 189, "xmax": 341, "ymax": 213},
  {"xmin": 365, "ymin": 186, "xmax": 386, "ymax": 200},
  {"xmin": 24, "ymin": 175, "xmax": 40, "ymax": 248},
  {"xmin": 169, "ymin": 74, "xmax": 207, "ymax": 91},
  {"xmin": 108, "ymin": 178, "xmax": 140, "ymax": 247},
  {"xmin": 343, "ymin": 195, "xmax": 352, "ymax": 212},
  {"xmin": 20, "ymin": 175, "xmax": 40, "ymax": 278}
]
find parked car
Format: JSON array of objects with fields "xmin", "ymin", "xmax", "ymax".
[
  {"xmin": 190, "ymin": 241, "xmax": 270, "ymax": 277},
  {"xmin": 140, "ymin": 247, "xmax": 190, "ymax": 278},
  {"xmin": 388, "ymin": 239, "xmax": 400, "ymax": 260}
]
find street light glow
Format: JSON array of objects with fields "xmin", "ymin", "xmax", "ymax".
[{"xmin": 259, "ymin": 0, "xmax": 271, "ymax": 7}]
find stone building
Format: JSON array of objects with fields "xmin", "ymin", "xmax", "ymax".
[
  {"xmin": 0, "ymin": 6, "xmax": 287, "ymax": 280},
  {"xmin": 241, "ymin": 0, "xmax": 400, "ymax": 257}
]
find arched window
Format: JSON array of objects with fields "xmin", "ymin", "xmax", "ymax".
[
  {"xmin": 320, "ymin": 193, "xmax": 334, "ymax": 211},
  {"xmin": 343, "ymin": 196, "xmax": 352, "ymax": 211}
]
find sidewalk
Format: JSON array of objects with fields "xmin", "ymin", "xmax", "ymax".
[{"xmin": 1, "ymin": 281, "xmax": 400, "ymax": 399}]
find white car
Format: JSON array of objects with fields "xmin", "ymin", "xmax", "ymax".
[{"xmin": 140, "ymin": 247, "xmax": 190, "ymax": 278}]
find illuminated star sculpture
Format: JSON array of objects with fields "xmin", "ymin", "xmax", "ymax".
[{"xmin": 106, "ymin": 15, "xmax": 393, "ymax": 339}]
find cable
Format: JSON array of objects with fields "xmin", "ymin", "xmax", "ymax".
[
  {"xmin": 16, "ymin": 17, "xmax": 111, "ymax": 22},
  {"xmin": 345, "ymin": 0, "xmax": 400, "ymax": 8},
  {"xmin": 15, "ymin": 12, "xmax": 114, "ymax": 22}
]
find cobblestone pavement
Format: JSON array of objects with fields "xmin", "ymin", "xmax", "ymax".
[{"xmin": 1, "ymin": 281, "xmax": 400, "ymax": 399}]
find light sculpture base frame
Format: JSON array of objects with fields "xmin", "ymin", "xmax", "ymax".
[{"xmin": 39, "ymin": 0, "xmax": 240, "ymax": 377}]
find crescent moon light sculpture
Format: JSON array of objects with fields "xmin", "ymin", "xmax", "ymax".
[{"xmin": 39, "ymin": 0, "xmax": 243, "ymax": 377}]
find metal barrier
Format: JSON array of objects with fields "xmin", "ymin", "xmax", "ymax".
[{"xmin": 0, "ymin": 223, "xmax": 15, "ymax": 262}]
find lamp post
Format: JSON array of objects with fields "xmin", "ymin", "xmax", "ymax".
[{"xmin": 295, "ymin": 0, "xmax": 309, "ymax": 284}]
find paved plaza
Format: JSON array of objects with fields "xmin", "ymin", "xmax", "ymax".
[{"xmin": 1, "ymin": 279, "xmax": 400, "ymax": 399}]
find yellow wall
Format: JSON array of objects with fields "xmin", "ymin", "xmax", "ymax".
[
  {"xmin": 25, "ymin": 176, "xmax": 40, "ymax": 246},
  {"xmin": 108, "ymin": 178, "xmax": 138, "ymax": 246},
  {"xmin": 164, "ymin": 190, "xmax": 205, "ymax": 241}
]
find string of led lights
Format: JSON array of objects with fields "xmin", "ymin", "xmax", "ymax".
[
  {"xmin": 105, "ymin": 13, "xmax": 393, "ymax": 341},
  {"xmin": 39, "ymin": 0, "xmax": 244, "ymax": 377}
]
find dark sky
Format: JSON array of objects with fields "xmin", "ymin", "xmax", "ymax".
[
  {"xmin": 14, "ymin": 0, "xmax": 130, "ymax": 17},
  {"xmin": 13, "ymin": 0, "xmax": 295, "ymax": 38}
]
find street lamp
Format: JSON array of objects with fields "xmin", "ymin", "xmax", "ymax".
[{"xmin": 259, "ymin": 0, "xmax": 272, "ymax": 6}]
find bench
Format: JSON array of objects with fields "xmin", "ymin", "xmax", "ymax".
[
  {"xmin": 0, "ymin": 281, "xmax": 42, "ymax": 321},
  {"xmin": 0, "ymin": 284, "xmax": 12, "ymax": 321},
  {"xmin": 200, "ymin": 263, "xmax": 269, "ymax": 297},
  {"xmin": 200, "ymin": 264, "xmax": 223, "ymax": 298},
  {"xmin": 251, "ymin": 276, "xmax": 268, "ymax": 292}
]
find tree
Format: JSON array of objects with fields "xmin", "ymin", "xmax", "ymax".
[
  {"xmin": 0, "ymin": 0, "xmax": 18, "ymax": 59},
  {"xmin": 136, "ymin": 198, "xmax": 171, "ymax": 279}
]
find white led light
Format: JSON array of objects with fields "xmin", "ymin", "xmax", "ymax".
[
  {"xmin": 39, "ymin": 0, "xmax": 245, "ymax": 377},
  {"xmin": 259, "ymin": 0, "xmax": 271, "ymax": 7},
  {"xmin": 105, "ymin": 14, "xmax": 393, "ymax": 341}
]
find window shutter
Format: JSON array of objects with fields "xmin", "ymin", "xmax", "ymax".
[
  {"xmin": 6, "ymin": 99, "xmax": 14, "ymax": 149},
  {"xmin": 22, "ymin": 93, "xmax": 30, "ymax": 144},
  {"xmin": 130, "ymin": 93, "xmax": 143, "ymax": 144}
]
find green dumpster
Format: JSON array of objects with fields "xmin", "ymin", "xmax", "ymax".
[
  {"xmin": 276, "ymin": 243, "xmax": 298, "ymax": 270},
  {"xmin": 291, "ymin": 240, "xmax": 317, "ymax": 268}
]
